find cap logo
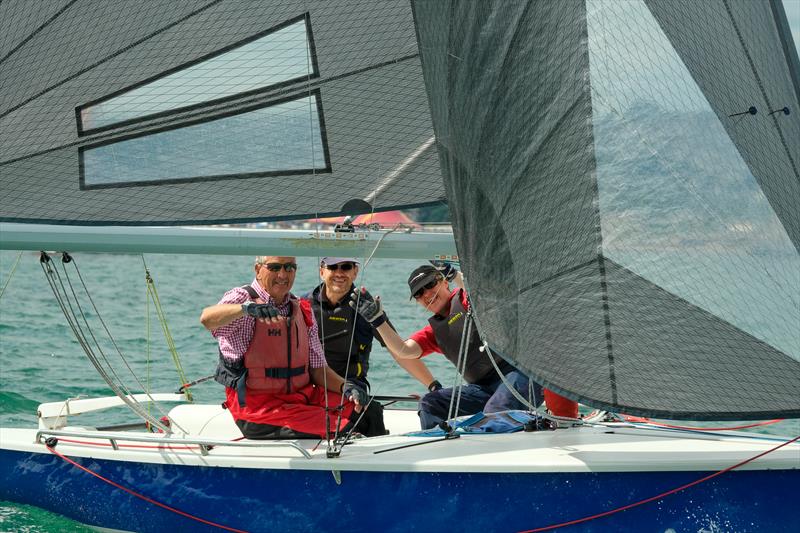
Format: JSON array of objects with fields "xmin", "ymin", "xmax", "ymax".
[{"xmin": 410, "ymin": 272, "xmax": 427, "ymax": 283}]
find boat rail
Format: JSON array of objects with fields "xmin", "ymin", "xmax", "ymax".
[{"xmin": 35, "ymin": 429, "xmax": 312, "ymax": 458}]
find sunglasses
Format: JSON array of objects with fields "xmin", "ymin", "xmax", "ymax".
[
  {"xmin": 263, "ymin": 262, "xmax": 298, "ymax": 272},
  {"xmin": 324, "ymin": 262, "xmax": 355, "ymax": 271},
  {"xmin": 412, "ymin": 277, "xmax": 441, "ymax": 299}
]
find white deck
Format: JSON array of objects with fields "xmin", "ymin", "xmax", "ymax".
[{"xmin": 1, "ymin": 405, "xmax": 797, "ymax": 475}]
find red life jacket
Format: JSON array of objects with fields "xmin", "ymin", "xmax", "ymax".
[
  {"xmin": 244, "ymin": 297, "xmax": 311, "ymax": 394},
  {"xmin": 222, "ymin": 294, "xmax": 355, "ymax": 437}
]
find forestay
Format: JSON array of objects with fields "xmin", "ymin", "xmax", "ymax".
[{"xmin": 412, "ymin": 0, "xmax": 800, "ymax": 419}]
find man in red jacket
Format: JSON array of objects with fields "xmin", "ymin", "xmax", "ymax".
[
  {"xmin": 201, "ymin": 255, "xmax": 384, "ymax": 439},
  {"xmin": 352, "ymin": 263, "xmax": 579, "ymax": 429}
]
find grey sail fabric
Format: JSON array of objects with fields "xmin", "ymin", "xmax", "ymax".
[
  {"xmin": 412, "ymin": 0, "xmax": 800, "ymax": 419},
  {"xmin": 0, "ymin": 1, "xmax": 443, "ymax": 224},
  {"xmin": 644, "ymin": 0, "xmax": 800, "ymax": 251}
]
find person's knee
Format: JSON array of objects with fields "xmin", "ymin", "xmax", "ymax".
[
  {"xmin": 505, "ymin": 370, "xmax": 529, "ymax": 389},
  {"xmin": 419, "ymin": 389, "xmax": 444, "ymax": 412}
]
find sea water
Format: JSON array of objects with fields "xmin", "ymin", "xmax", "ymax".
[
  {"xmin": 0, "ymin": 250, "xmax": 797, "ymax": 531},
  {"xmin": 0, "ymin": 251, "xmax": 457, "ymax": 531}
]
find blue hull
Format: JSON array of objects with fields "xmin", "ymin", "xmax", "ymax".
[{"xmin": 1, "ymin": 448, "xmax": 796, "ymax": 532}]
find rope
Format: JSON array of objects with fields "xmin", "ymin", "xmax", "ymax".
[
  {"xmin": 0, "ymin": 250, "xmax": 23, "ymax": 300},
  {"xmin": 62, "ymin": 256, "xmax": 176, "ymax": 431},
  {"xmin": 482, "ymin": 341, "xmax": 583, "ymax": 426},
  {"xmin": 445, "ymin": 304, "xmax": 472, "ymax": 425},
  {"xmin": 40, "ymin": 253, "xmax": 174, "ymax": 433},
  {"xmin": 520, "ymin": 434, "xmax": 800, "ymax": 532},
  {"xmin": 332, "ymin": 226, "xmax": 401, "ymax": 450},
  {"xmin": 141, "ymin": 256, "xmax": 192, "ymax": 401},
  {"xmin": 45, "ymin": 443, "xmax": 247, "ymax": 532},
  {"xmin": 619, "ymin": 415, "xmax": 785, "ymax": 432}
]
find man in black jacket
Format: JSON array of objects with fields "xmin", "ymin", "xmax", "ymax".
[{"xmin": 303, "ymin": 257, "xmax": 439, "ymax": 392}]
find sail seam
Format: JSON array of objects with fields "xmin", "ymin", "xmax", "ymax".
[
  {"xmin": 597, "ymin": 253, "xmax": 617, "ymax": 405},
  {"xmin": 517, "ymin": 258, "xmax": 597, "ymax": 295},
  {"xmin": 0, "ymin": 53, "xmax": 421, "ymax": 168},
  {"xmin": 584, "ymin": 1, "xmax": 617, "ymax": 407},
  {"xmin": 722, "ymin": 0, "xmax": 800, "ymax": 181},
  {"xmin": 0, "ymin": 0, "xmax": 80, "ymax": 66},
  {"xmin": 0, "ymin": 0, "xmax": 226, "ymax": 120}
]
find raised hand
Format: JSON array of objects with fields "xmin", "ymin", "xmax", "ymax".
[
  {"xmin": 429, "ymin": 260, "xmax": 458, "ymax": 282},
  {"xmin": 349, "ymin": 287, "xmax": 386, "ymax": 327}
]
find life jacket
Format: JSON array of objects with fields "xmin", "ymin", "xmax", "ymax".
[
  {"xmin": 429, "ymin": 289, "xmax": 511, "ymax": 384},
  {"xmin": 214, "ymin": 286, "xmax": 313, "ymax": 404},
  {"xmin": 243, "ymin": 299, "xmax": 310, "ymax": 394},
  {"xmin": 304, "ymin": 284, "xmax": 373, "ymax": 380}
]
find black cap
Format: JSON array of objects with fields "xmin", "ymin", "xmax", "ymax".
[{"xmin": 407, "ymin": 265, "xmax": 441, "ymax": 299}]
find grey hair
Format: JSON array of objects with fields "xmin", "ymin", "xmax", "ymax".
[{"xmin": 255, "ymin": 256, "xmax": 269, "ymax": 266}]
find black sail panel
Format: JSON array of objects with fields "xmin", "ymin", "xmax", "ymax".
[{"xmin": 413, "ymin": 0, "xmax": 800, "ymax": 419}]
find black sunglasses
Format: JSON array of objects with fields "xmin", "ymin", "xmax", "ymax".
[
  {"xmin": 324, "ymin": 262, "xmax": 355, "ymax": 271},
  {"xmin": 412, "ymin": 277, "xmax": 441, "ymax": 299},
  {"xmin": 263, "ymin": 262, "xmax": 298, "ymax": 272}
]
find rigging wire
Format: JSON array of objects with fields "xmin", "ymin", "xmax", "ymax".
[
  {"xmin": 332, "ymin": 226, "xmax": 402, "ymax": 450},
  {"xmin": 64, "ymin": 255, "xmax": 179, "ymax": 431},
  {"xmin": 0, "ymin": 250, "xmax": 23, "ymax": 300},
  {"xmin": 39, "ymin": 253, "xmax": 176, "ymax": 434},
  {"xmin": 481, "ymin": 341, "xmax": 583, "ymax": 426},
  {"xmin": 299, "ymin": 2, "xmax": 336, "ymax": 453},
  {"xmin": 445, "ymin": 303, "xmax": 473, "ymax": 427},
  {"xmin": 141, "ymin": 256, "xmax": 193, "ymax": 401}
]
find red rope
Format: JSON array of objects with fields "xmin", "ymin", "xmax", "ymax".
[
  {"xmin": 520, "ymin": 435, "xmax": 800, "ymax": 533},
  {"xmin": 46, "ymin": 444, "xmax": 248, "ymax": 533},
  {"xmin": 647, "ymin": 419, "xmax": 783, "ymax": 431},
  {"xmin": 621, "ymin": 415, "xmax": 784, "ymax": 431}
]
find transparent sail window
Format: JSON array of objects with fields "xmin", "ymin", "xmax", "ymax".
[
  {"xmin": 80, "ymin": 93, "xmax": 328, "ymax": 188},
  {"xmin": 77, "ymin": 15, "xmax": 316, "ymax": 133},
  {"xmin": 587, "ymin": 0, "xmax": 799, "ymax": 360}
]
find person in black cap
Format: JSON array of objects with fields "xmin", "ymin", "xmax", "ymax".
[
  {"xmin": 351, "ymin": 262, "xmax": 578, "ymax": 429},
  {"xmin": 302, "ymin": 257, "xmax": 439, "ymax": 393}
]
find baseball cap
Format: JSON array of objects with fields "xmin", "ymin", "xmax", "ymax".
[
  {"xmin": 407, "ymin": 264, "xmax": 441, "ymax": 299},
  {"xmin": 321, "ymin": 257, "xmax": 360, "ymax": 266}
]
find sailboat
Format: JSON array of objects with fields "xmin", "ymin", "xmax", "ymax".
[{"xmin": 1, "ymin": 0, "xmax": 798, "ymax": 531}]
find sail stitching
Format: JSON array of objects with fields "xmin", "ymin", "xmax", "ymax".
[
  {"xmin": 517, "ymin": 258, "xmax": 598, "ymax": 296},
  {"xmin": 0, "ymin": 0, "xmax": 80, "ymax": 66},
  {"xmin": 596, "ymin": 254, "xmax": 617, "ymax": 406},
  {"xmin": 0, "ymin": 0, "xmax": 226, "ymax": 121}
]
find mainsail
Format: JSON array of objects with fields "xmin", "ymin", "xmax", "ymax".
[
  {"xmin": 0, "ymin": 1, "xmax": 442, "ymax": 224},
  {"xmin": 1, "ymin": 0, "xmax": 798, "ymax": 419},
  {"xmin": 412, "ymin": 0, "xmax": 800, "ymax": 419}
]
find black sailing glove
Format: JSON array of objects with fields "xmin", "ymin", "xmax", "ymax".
[
  {"xmin": 428, "ymin": 379, "xmax": 443, "ymax": 393},
  {"xmin": 241, "ymin": 302, "xmax": 279, "ymax": 320},
  {"xmin": 349, "ymin": 288, "xmax": 386, "ymax": 328},
  {"xmin": 342, "ymin": 380, "xmax": 368, "ymax": 405},
  {"xmin": 429, "ymin": 260, "xmax": 458, "ymax": 282}
]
